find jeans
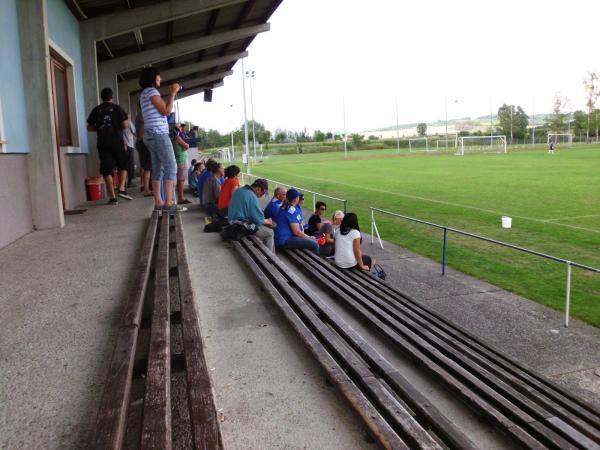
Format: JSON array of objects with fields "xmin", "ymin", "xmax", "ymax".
[
  {"xmin": 282, "ymin": 236, "xmax": 319, "ymax": 254},
  {"xmin": 144, "ymin": 133, "xmax": 177, "ymax": 181}
]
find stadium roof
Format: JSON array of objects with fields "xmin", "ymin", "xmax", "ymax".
[{"xmin": 65, "ymin": 0, "xmax": 283, "ymax": 95}]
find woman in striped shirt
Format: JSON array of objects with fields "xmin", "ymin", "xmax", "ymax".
[{"xmin": 138, "ymin": 67, "xmax": 186, "ymax": 212}]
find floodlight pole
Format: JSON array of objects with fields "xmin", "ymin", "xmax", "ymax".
[
  {"xmin": 531, "ymin": 98, "xmax": 535, "ymax": 145},
  {"xmin": 445, "ymin": 96, "xmax": 449, "ymax": 152},
  {"xmin": 343, "ymin": 96, "xmax": 347, "ymax": 156},
  {"xmin": 510, "ymin": 105, "xmax": 513, "ymax": 144},
  {"xmin": 395, "ymin": 97, "xmax": 400, "ymax": 154},
  {"xmin": 246, "ymin": 70, "xmax": 257, "ymax": 162},
  {"xmin": 490, "ymin": 98, "xmax": 493, "ymax": 148},
  {"xmin": 241, "ymin": 59, "xmax": 250, "ymax": 174}
]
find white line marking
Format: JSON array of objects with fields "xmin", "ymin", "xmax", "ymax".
[
  {"xmin": 273, "ymin": 172, "xmax": 600, "ymax": 235},
  {"xmin": 544, "ymin": 214, "xmax": 600, "ymax": 222}
]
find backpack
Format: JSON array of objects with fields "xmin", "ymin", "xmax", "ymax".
[
  {"xmin": 372, "ymin": 264, "xmax": 386, "ymax": 281},
  {"xmin": 220, "ymin": 221, "xmax": 258, "ymax": 241}
]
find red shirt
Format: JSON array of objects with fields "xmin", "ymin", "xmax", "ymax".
[{"xmin": 218, "ymin": 177, "xmax": 240, "ymax": 210}]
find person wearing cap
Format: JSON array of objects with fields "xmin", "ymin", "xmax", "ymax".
[
  {"xmin": 264, "ymin": 186, "xmax": 286, "ymax": 220},
  {"xmin": 228, "ymin": 178, "xmax": 274, "ymax": 252},
  {"xmin": 273, "ymin": 189, "xmax": 319, "ymax": 253}
]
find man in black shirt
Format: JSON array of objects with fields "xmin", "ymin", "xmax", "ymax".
[
  {"xmin": 87, "ymin": 87, "xmax": 132, "ymax": 204},
  {"xmin": 306, "ymin": 201, "xmax": 327, "ymax": 236}
]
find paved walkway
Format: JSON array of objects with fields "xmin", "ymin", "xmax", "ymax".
[{"xmin": 1, "ymin": 192, "xmax": 598, "ymax": 449}]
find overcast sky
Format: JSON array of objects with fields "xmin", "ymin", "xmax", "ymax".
[{"xmin": 177, "ymin": 0, "xmax": 600, "ymax": 134}]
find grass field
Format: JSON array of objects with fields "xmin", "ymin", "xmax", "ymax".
[{"xmin": 246, "ymin": 145, "xmax": 600, "ymax": 327}]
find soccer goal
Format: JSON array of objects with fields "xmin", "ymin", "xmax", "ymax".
[
  {"xmin": 220, "ymin": 147, "xmax": 233, "ymax": 162},
  {"xmin": 436, "ymin": 135, "xmax": 458, "ymax": 151},
  {"xmin": 457, "ymin": 135, "xmax": 507, "ymax": 155},
  {"xmin": 409, "ymin": 137, "xmax": 430, "ymax": 152},
  {"xmin": 547, "ymin": 133, "xmax": 573, "ymax": 146}
]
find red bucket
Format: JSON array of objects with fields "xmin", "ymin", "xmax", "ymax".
[{"xmin": 86, "ymin": 176, "xmax": 104, "ymax": 201}]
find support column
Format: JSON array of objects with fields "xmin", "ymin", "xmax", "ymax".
[
  {"xmin": 17, "ymin": 0, "xmax": 64, "ymax": 229},
  {"xmin": 80, "ymin": 26, "xmax": 101, "ymax": 176}
]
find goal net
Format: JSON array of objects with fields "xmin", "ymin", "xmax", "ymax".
[
  {"xmin": 547, "ymin": 133, "xmax": 573, "ymax": 146},
  {"xmin": 436, "ymin": 135, "xmax": 458, "ymax": 151},
  {"xmin": 457, "ymin": 135, "xmax": 507, "ymax": 155},
  {"xmin": 409, "ymin": 137, "xmax": 430, "ymax": 152}
]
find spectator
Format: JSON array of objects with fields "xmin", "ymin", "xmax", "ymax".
[
  {"xmin": 197, "ymin": 158, "xmax": 215, "ymax": 205},
  {"xmin": 138, "ymin": 67, "xmax": 185, "ymax": 212},
  {"xmin": 306, "ymin": 201, "xmax": 327, "ymax": 236},
  {"xmin": 334, "ymin": 213, "xmax": 372, "ymax": 271},
  {"xmin": 187, "ymin": 158, "xmax": 197, "ymax": 186},
  {"xmin": 86, "ymin": 87, "xmax": 132, "ymax": 204},
  {"xmin": 264, "ymin": 186, "xmax": 286, "ymax": 220},
  {"xmin": 218, "ymin": 165, "xmax": 241, "ymax": 216},
  {"xmin": 189, "ymin": 162, "xmax": 204, "ymax": 196},
  {"xmin": 187, "ymin": 125, "xmax": 201, "ymax": 148},
  {"xmin": 134, "ymin": 104, "xmax": 152, "ymax": 196},
  {"xmin": 318, "ymin": 210, "xmax": 344, "ymax": 257},
  {"xmin": 228, "ymin": 178, "xmax": 274, "ymax": 252},
  {"xmin": 274, "ymin": 189, "xmax": 319, "ymax": 253},
  {"xmin": 298, "ymin": 193, "xmax": 308, "ymax": 231},
  {"xmin": 172, "ymin": 123, "xmax": 191, "ymax": 205},
  {"xmin": 123, "ymin": 113, "xmax": 136, "ymax": 187},
  {"xmin": 202, "ymin": 162, "xmax": 223, "ymax": 218}
]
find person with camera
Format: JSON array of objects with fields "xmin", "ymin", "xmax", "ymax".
[{"xmin": 138, "ymin": 67, "xmax": 186, "ymax": 212}]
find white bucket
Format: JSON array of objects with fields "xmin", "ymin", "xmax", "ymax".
[{"xmin": 501, "ymin": 216, "xmax": 512, "ymax": 228}]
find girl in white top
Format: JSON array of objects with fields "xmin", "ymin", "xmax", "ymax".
[{"xmin": 333, "ymin": 213, "xmax": 372, "ymax": 271}]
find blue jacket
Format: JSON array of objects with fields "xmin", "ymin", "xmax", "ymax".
[{"xmin": 228, "ymin": 185, "xmax": 265, "ymax": 226}]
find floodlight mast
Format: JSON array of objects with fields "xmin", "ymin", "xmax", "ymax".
[
  {"xmin": 343, "ymin": 96, "xmax": 347, "ymax": 156},
  {"xmin": 445, "ymin": 96, "xmax": 448, "ymax": 152},
  {"xmin": 241, "ymin": 58, "xmax": 250, "ymax": 174},
  {"xmin": 246, "ymin": 70, "xmax": 257, "ymax": 162},
  {"xmin": 395, "ymin": 97, "xmax": 400, "ymax": 154}
]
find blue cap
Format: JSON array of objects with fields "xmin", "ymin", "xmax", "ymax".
[{"xmin": 286, "ymin": 188, "xmax": 301, "ymax": 201}]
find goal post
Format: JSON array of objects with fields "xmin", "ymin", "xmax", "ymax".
[
  {"xmin": 547, "ymin": 133, "xmax": 573, "ymax": 146},
  {"xmin": 408, "ymin": 137, "xmax": 430, "ymax": 152},
  {"xmin": 457, "ymin": 135, "xmax": 507, "ymax": 156},
  {"xmin": 436, "ymin": 135, "xmax": 458, "ymax": 151}
]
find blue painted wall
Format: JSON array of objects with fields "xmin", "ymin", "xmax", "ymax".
[
  {"xmin": 0, "ymin": 0, "xmax": 31, "ymax": 153},
  {"xmin": 47, "ymin": 0, "xmax": 89, "ymax": 154}
]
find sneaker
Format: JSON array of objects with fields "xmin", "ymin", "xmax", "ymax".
[
  {"xmin": 107, "ymin": 197, "xmax": 118, "ymax": 205},
  {"xmin": 118, "ymin": 190, "xmax": 133, "ymax": 200},
  {"xmin": 162, "ymin": 204, "xmax": 187, "ymax": 213},
  {"xmin": 179, "ymin": 199, "xmax": 192, "ymax": 205}
]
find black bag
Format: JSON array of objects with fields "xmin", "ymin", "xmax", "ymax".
[
  {"xmin": 203, "ymin": 217, "xmax": 229, "ymax": 233},
  {"xmin": 220, "ymin": 221, "xmax": 258, "ymax": 241}
]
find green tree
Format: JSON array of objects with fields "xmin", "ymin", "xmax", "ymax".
[
  {"xmin": 497, "ymin": 104, "xmax": 529, "ymax": 141},
  {"xmin": 583, "ymin": 71, "xmax": 599, "ymax": 141},
  {"xmin": 350, "ymin": 133, "xmax": 364, "ymax": 149},
  {"xmin": 545, "ymin": 93, "xmax": 569, "ymax": 132},
  {"xmin": 416, "ymin": 123, "xmax": 427, "ymax": 136},
  {"xmin": 572, "ymin": 110, "xmax": 588, "ymax": 139},
  {"xmin": 314, "ymin": 130, "xmax": 326, "ymax": 142},
  {"xmin": 325, "ymin": 131, "xmax": 333, "ymax": 140}
]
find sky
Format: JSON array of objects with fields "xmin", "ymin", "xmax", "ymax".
[{"xmin": 177, "ymin": 0, "xmax": 600, "ymax": 135}]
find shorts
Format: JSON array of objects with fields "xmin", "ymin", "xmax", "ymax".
[
  {"xmin": 177, "ymin": 163, "xmax": 187, "ymax": 182},
  {"xmin": 136, "ymin": 140, "xmax": 152, "ymax": 171},
  {"xmin": 98, "ymin": 142, "xmax": 129, "ymax": 177}
]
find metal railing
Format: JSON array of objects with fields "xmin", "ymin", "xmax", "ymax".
[
  {"xmin": 242, "ymin": 172, "xmax": 348, "ymax": 213},
  {"xmin": 370, "ymin": 207, "xmax": 600, "ymax": 327}
]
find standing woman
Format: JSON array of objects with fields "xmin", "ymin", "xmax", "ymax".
[
  {"xmin": 138, "ymin": 67, "xmax": 186, "ymax": 212},
  {"xmin": 334, "ymin": 213, "xmax": 372, "ymax": 271}
]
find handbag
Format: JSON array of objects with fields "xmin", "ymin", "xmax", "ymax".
[{"xmin": 372, "ymin": 264, "xmax": 386, "ymax": 280}]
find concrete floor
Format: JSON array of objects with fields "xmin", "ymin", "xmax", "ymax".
[{"xmin": 1, "ymin": 190, "xmax": 599, "ymax": 449}]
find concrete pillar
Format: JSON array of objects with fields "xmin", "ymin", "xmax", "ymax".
[
  {"xmin": 98, "ymin": 66, "xmax": 119, "ymax": 104},
  {"xmin": 17, "ymin": 0, "xmax": 64, "ymax": 229},
  {"xmin": 80, "ymin": 26, "xmax": 101, "ymax": 176}
]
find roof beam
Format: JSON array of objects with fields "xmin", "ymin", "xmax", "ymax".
[
  {"xmin": 64, "ymin": 0, "xmax": 87, "ymax": 20},
  {"xmin": 100, "ymin": 23, "xmax": 268, "ymax": 75},
  {"xmin": 119, "ymin": 51, "xmax": 246, "ymax": 94},
  {"xmin": 156, "ymin": 70, "xmax": 232, "ymax": 96},
  {"xmin": 82, "ymin": 0, "xmax": 247, "ymax": 40},
  {"xmin": 134, "ymin": 29, "xmax": 144, "ymax": 51},
  {"xmin": 175, "ymin": 81, "xmax": 224, "ymax": 100}
]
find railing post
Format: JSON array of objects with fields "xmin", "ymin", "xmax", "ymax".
[
  {"xmin": 313, "ymin": 193, "xmax": 316, "ymax": 211},
  {"xmin": 343, "ymin": 200, "xmax": 348, "ymax": 213},
  {"xmin": 371, "ymin": 209, "xmax": 374, "ymax": 245},
  {"xmin": 442, "ymin": 227, "xmax": 448, "ymax": 276},
  {"xmin": 565, "ymin": 261, "xmax": 572, "ymax": 327}
]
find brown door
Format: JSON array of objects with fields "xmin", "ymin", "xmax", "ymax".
[{"xmin": 49, "ymin": 54, "xmax": 72, "ymax": 210}]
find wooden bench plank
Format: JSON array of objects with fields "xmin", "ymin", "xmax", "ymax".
[
  {"xmin": 174, "ymin": 214, "xmax": 223, "ymax": 450},
  {"xmin": 93, "ymin": 213, "xmax": 159, "ymax": 450},
  {"xmin": 141, "ymin": 214, "xmax": 172, "ymax": 450}
]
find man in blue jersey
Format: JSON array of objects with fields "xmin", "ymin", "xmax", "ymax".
[
  {"xmin": 264, "ymin": 186, "xmax": 286, "ymax": 220},
  {"xmin": 273, "ymin": 189, "xmax": 319, "ymax": 253}
]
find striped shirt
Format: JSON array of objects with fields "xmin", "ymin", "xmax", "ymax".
[{"xmin": 140, "ymin": 87, "xmax": 168, "ymax": 135}]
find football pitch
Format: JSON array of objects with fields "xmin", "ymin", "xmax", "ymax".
[{"xmin": 248, "ymin": 146, "xmax": 600, "ymax": 327}]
